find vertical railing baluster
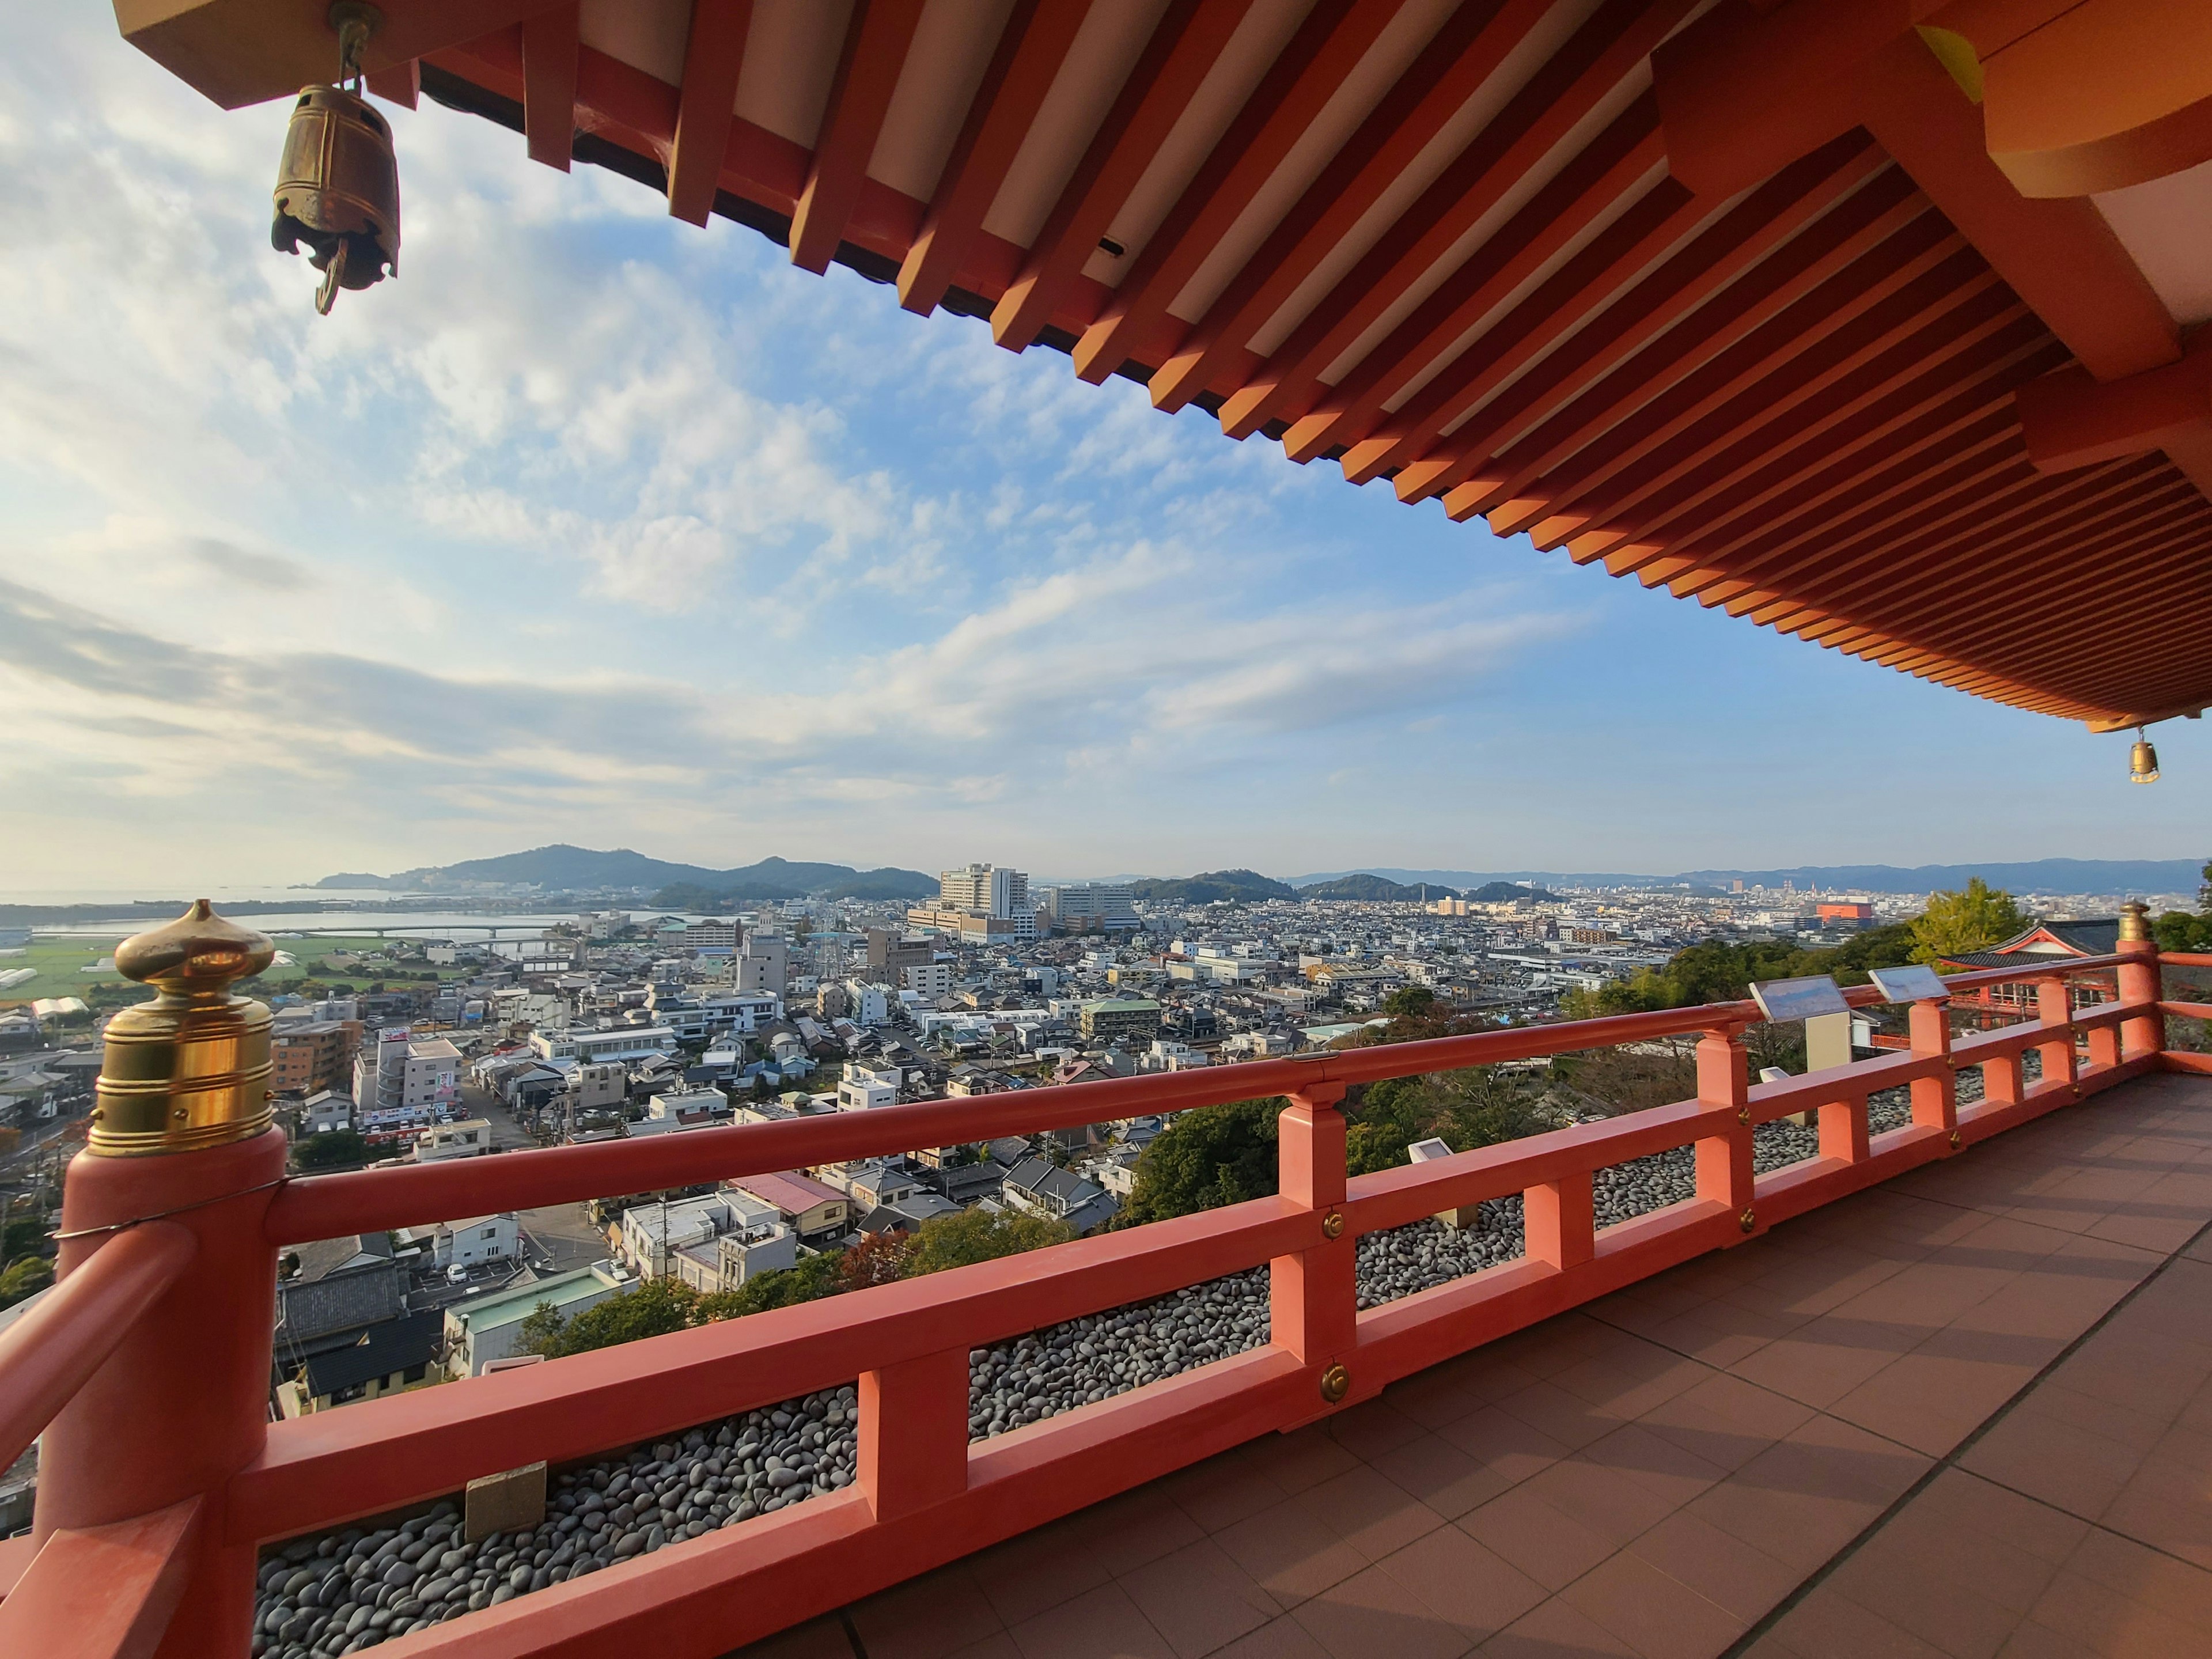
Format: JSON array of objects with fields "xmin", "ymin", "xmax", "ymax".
[
  {"xmin": 859, "ymin": 1348, "xmax": 969, "ymax": 1521},
  {"xmin": 1523, "ymin": 1172, "xmax": 1595, "ymax": 1268},
  {"xmin": 1818, "ymin": 1090, "xmax": 1869, "ymax": 1164},
  {"xmin": 1909, "ymin": 994, "xmax": 1959, "ymax": 1145},
  {"xmin": 2036, "ymin": 976, "xmax": 2078, "ymax": 1096},
  {"xmin": 1695, "ymin": 1025, "xmax": 1757, "ymax": 1237},
  {"xmin": 1272, "ymin": 1085, "xmax": 1355, "ymax": 1405}
]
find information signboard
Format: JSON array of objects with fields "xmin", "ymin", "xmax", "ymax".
[
  {"xmin": 1867, "ymin": 964, "xmax": 1950, "ymax": 1003},
  {"xmin": 1749, "ymin": 974, "xmax": 1851, "ymax": 1022}
]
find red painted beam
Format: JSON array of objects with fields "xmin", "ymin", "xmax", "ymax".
[
  {"xmin": 1071, "ymin": 0, "xmax": 1399, "ymax": 384},
  {"xmin": 1153, "ymin": 0, "xmax": 1560, "ymax": 418},
  {"xmin": 1216, "ymin": 0, "xmax": 1700, "ymax": 442},
  {"xmin": 2015, "ymin": 335, "xmax": 2212, "ymax": 472},
  {"xmin": 0, "ymin": 1499, "xmax": 200, "ymax": 1659},
  {"xmin": 520, "ymin": 3, "xmax": 579, "ymax": 172},
  {"xmin": 991, "ymin": 0, "xmax": 1254, "ymax": 353},
  {"xmin": 790, "ymin": 0, "xmax": 928, "ymax": 274},
  {"xmin": 666, "ymin": 0, "xmax": 753, "ymax": 225},
  {"xmin": 898, "ymin": 0, "xmax": 1093, "ymax": 317}
]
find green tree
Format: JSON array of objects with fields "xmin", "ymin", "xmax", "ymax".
[
  {"xmin": 1115, "ymin": 1099, "xmax": 1282, "ymax": 1226},
  {"xmin": 905, "ymin": 1206, "xmax": 1071, "ymax": 1274},
  {"xmin": 0, "ymin": 1256, "xmax": 54, "ymax": 1309},
  {"xmin": 2154, "ymin": 910, "xmax": 2212, "ymax": 952},
  {"xmin": 291, "ymin": 1130, "xmax": 370, "ymax": 1172},
  {"xmin": 2, "ymin": 1215, "xmax": 51, "ymax": 1263},
  {"xmin": 698, "ymin": 1252, "xmax": 846, "ymax": 1319},
  {"xmin": 1910, "ymin": 879, "xmax": 2026, "ymax": 966},
  {"xmin": 517, "ymin": 1277, "xmax": 701, "ymax": 1358}
]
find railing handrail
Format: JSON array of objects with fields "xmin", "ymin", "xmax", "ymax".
[
  {"xmin": 0, "ymin": 1220, "xmax": 196, "ymax": 1477},
  {"xmin": 262, "ymin": 954, "xmax": 2139, "ymax": 1244}
]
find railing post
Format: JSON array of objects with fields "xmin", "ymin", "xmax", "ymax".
[
  {"xmin": 1695, "ymin": 1026, "xmax": 1756, "ymax": 1236},
  {"xmin": 2117, "ymin": 902, "xmax": 2164, "ymax": 1058},
  {"xmin": 2035, "ymin": 975, "xmax": 2078, "ymax": 1093},
  {"xmin": 858, "ymin": 1347, "xmax": 969, "ymax": 1521},
  {"xmin": 1908, "ymin": 996, "xmax": 1957, "ymax": 1143},
  {"xmin": 32, "ymin": 904, "xmax": 286, "ymax": 1659},
  {"xmin": 1271, "ymin": 1085, "xmax": 1355, "ymax": 1400},
  {"xmin": 1523, "ymin": 1172, "xmax": 1594, "ymax": 1269},
  {"xmin": 1817, "ymin": 1092, "xmax": 1869, "ymax": 1164}
]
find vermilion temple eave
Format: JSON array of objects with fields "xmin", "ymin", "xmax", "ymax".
[{"xmin": 113, "ymin": 0, "xmax": 2212, "ymax": 732}]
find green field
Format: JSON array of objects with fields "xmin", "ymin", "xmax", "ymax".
[{"xmin": 0, "ymin": 934, "xmax": 477, "ymax": 1006}]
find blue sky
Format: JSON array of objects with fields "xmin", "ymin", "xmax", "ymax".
[{"xmin": 0, "ymin": 7, "xmax": 2203, "ymax": 891}]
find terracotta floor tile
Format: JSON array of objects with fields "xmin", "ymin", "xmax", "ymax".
[
  {"xmin": 1202, "ymin": 1617, "xmax": 1332, "ymax": 1659},
  {"xmin": 1960, "ymin": 1412, "xmax": 2147, "ymax": 1521},
  {"xmin": 1519, "ymin": 1453, "xmax": 1679, "ymax": 1548},
  {"xmin": 1490, "ymin": 1380, "xmax": 1619, "ymax": 1453},
  {"xmin": 1366, "ymin": 1432, "xmax": 1513, "ymax": 1520},
  {"xmin": 849, "ymin": 1562, "xmax": 1007, "ymax": 1659},
  {"xmin": 1639, "ymin": 1372, "xmax": 1817, "ymax": 1474},
  {"xmin": 1288, "ymin": 1563, "xmax": 1472, "ymax": 1659},
  {"xmin": 1474, "ymin": 1595, "xmax": 1641, "ymax": 1658},
  {"xmin": 1164, "ymin": 1450, "xmax": 1293, "ymax": 1536},
  {"xmin": 1007, "ymin": 1583, "xmax": 1176, "ymax": 1659},
  {"xmin": 1560, "ymin": 1550, "xmax": 1746, "ymax": 1659},
  {"xmin": 2059, "ymin": 1522, "xmax": 2212, "ymax": 1631},
  {"xmin": 1296, "ymin": 1463, "xmax": 1446, "ymax": 1562},
  {"xmin": 1726, "ymin": 1315, "xmax": 1931, "ymax": 1411},
  {"xmin": 1372, "ymin": 1525, "xmax": 1547, "ymax": 1643},
  {"xmin": 2024, "ymin": 1564, "xmax": 2212, "ymax": 1658},
  {"xmin": 1457, "ymin": 1484, "xmax": 1618, "ymax": 1593},
  {"xmin": 1244, "ymin": 1427, "xmax": 1361, "ymax": 1497},
  {"xmin": 1624, "ymin": 1510, "xmax": 1803, "ymax": 1625},
  {"xmin": 1912, "ymin": 1471, "xmax": 2090, "ymax": 1567},
  {"xmin": 1213, "ymin": 1499, "xmax": 1369, "ymax": 1608},
  {"xmin": 1383, "ymin": 1370, "xmax": 1484, "ymax": 1433},
  {"xmin": 1823, "ymin": 1536, "xmax": 2031, "ymax": 1659},
  {"xmin": 1823, "ymin": 1343, "xmax": 2044, "ymax": 1459},
  {"xmin": 1764, "ymin": 1585, "xmax": 1951, "ymax": 1658},
  {"xmin": 973, "ymin": 1514, "xmax": 1119, "ymax": 1627},
  {"xmin": 1434, "ymin": 1405, "xmax": 1573, "ymax": 1487},
  {"xmin": 729, "ymin": 1613, "xmax": 855, "ymax": 1659},
  {"xmin": 1685, "ymin": 1416, "xmax": 1927, "ymax": 1574},
  {"xmin": 1577, "ymin": 1422, "xmax": 1729, "ymax": 1510},
  {"xmin": 1324, "ymin": 1398, "xmax": 1427, "ymax": 1464},
  {"xmin": 1119, "ymin": 1538, "xmax": 1282, "ymax": 1659},
  {"xmin": 944, "ymin": 1635, "xmax": 1024, "ymax": 1659},
  {"xmin": 1990, "ymin": 1622, "xmax": 2101, "ymax": 1659},
  {"xmin": 1076, "ymin": 1487, "xmax": 1210, "ymax": 1578}
]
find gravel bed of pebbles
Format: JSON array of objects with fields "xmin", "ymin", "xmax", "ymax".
[{"xmin": 256, "ymin": 1064, "xmax": 2020, "ymax": 1645}]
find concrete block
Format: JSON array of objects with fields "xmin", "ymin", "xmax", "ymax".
[{"xmin": 465, "ymin": 1460, "xmax": 546, "ymax": 1541}]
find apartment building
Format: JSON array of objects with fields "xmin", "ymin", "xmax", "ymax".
[
  {"xmin": 269, "ymin": 1017, "xmax": 362, "ymax": 1097},
  {"xmin": 350, "ymin": 1030, "xmax": 461, "ymax": 1132}
]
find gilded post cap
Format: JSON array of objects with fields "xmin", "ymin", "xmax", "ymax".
[
  {"xmin": 92, "ymin": 901, "xmax": 276, "ymax": 1157},
  {"xmin": 2118, "ymin": 900, "xmax": 2152, "ymax": 945}
]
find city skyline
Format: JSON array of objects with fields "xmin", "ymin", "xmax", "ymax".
[{"xmin": 1, "ymin": 7, "xmax": 2206, "ymax": 895}]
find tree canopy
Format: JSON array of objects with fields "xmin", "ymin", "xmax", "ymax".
[
  {"xmin": 1115, "ymin": 1099, "xmax": 1282, "ymax": 1227},
  {"xmin": 291, "ymin": 1130, "xmax": 370, "ymax": 1172},
  {"xmin": 1910, "ymin": 878, "xmax": 2026, "ymax": 964}
]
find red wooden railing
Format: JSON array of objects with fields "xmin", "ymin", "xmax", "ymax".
[{"xmin": 1, "ymin": 944, "xmax": 2201, "ymax": 1658}]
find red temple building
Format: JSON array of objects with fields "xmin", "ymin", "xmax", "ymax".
[{"xmin": 6, "ymin": 4, "xmax": 2212, "ymax": 1657}]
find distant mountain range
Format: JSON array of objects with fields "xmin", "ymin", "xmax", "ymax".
[
  {"xmin": 316, "ymin": 845, "xmax": 937, "ymax": 903},
  {"xmin": 1288, "ymin": 859, "xmax": 2203, "ymax": 896}
]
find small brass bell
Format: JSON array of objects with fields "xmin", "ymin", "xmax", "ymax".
[
  {"xmin": 2128, "ymin": 729, "xmax": 2160, "ymax": 785},
  {"xmin": 272, "ymin": 6, "xmax": 399, "ymax": 315}
]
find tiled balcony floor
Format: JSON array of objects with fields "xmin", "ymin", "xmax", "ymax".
[{"xmin": 743, "ymin": 1070, "xmax": 2212, "ymax": 1659}]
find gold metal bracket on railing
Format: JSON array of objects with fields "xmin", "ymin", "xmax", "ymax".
[
  {"xmin": 1320, "ymin": 1209, "xmax": 1344, "ymax": 1240},
  {"xmin": 89, "ymin": 901, "xmax": 275, "ymax": 1157},
  {"xmin": 1318, "ymin": 1363, "xmax": 1350, "ymax": 1404},
  {"xmin": 1738, "ymin": 1207, "xmax": 1756, "ymax": 1233}
]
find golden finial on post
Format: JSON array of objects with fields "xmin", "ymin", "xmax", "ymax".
[
  {"xmin": 2118, "ymin": 900, "xmax": 2152, "ymax": 945},
  {"xmin": 90, "ymin": 900, "xmax": 276, "ymax": 1157}
]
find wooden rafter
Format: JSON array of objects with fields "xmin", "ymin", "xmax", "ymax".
[
  {"xmin": 899, "ymin": 0, "xmax": 1094, "ymax": 319},
  {"xmin": 991, "ymin": 0, "xmax": 1253, "ymax": 353},
  {"xmin": 520, "ymin": 3, "xmax": 578, "ymax": 171},
  {"xmin": 790, "ymin": 0, "xmax": 929, "ymax": 275},
  {"xmin": 668, "ymin": 0, "xmax": 753, "ymax": 226}
]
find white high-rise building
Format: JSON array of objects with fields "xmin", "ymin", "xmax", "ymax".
[{"xmin": 939, "ymin": 862, "xmax": 1029, "ymax": 918}]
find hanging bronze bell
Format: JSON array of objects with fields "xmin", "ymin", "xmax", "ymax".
[{"xmin": 272, "ymin": 83, "xmax": 400, "ymax": 314}]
